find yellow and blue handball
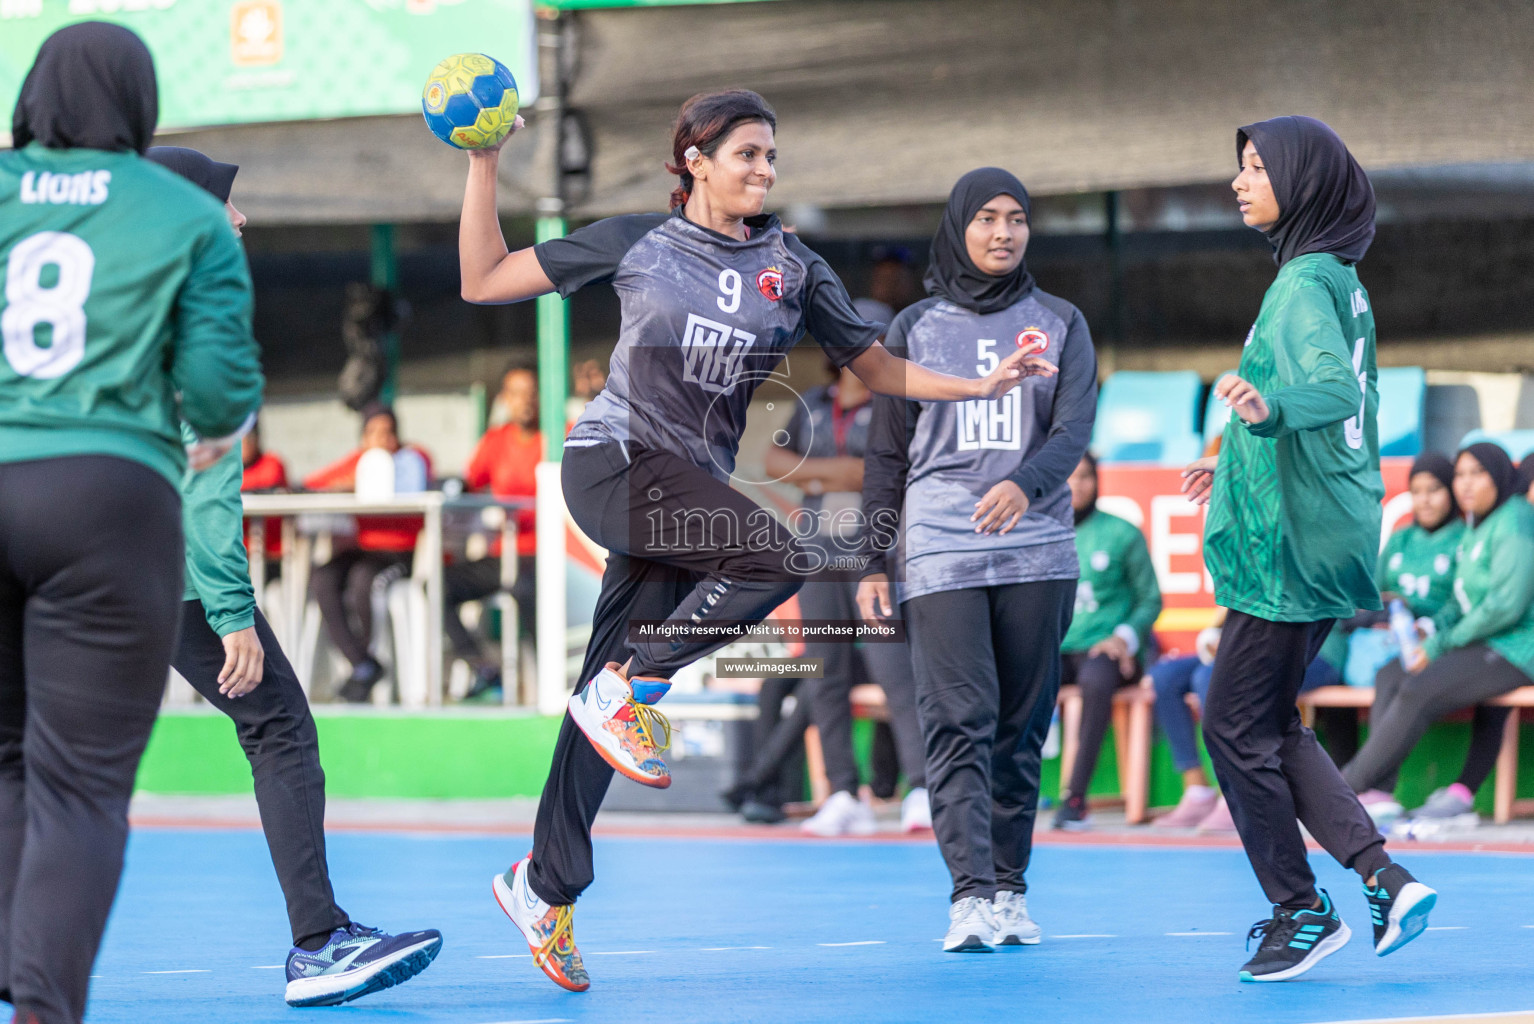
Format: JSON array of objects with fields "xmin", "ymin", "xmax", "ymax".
[{"xmin": 422, "ymin": 53, "xmax": 519, "ymax": 150}]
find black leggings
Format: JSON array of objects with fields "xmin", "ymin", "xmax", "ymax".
[
  {"xmin": 0, "ymin": 456, "xmax": 183, "ymax": 1024},
  {"xmin": 1060, "ymin": 650, "xmax": 1140, "ymax": 799},
  {"xmin": 1202, "ymin": 611, "xmax": 1388, "ymax": 909},
  {"xmin": 172, "ymin": 601, "xmax": 349, "ymax": 946},
  {"xmin": 1342, "ymin": 644, "xmax": 1530, "ymax": 794},
  {"xmin": 309, "ymin": 548, "xmax": 410, "ymax": 668},
  {"xmin": 905, "ymin": 579, "xmax": 1075, "ymax": 903},
  {"xmin": 527, "ymin": 442, "xmax": 805, "ymax": 905}
]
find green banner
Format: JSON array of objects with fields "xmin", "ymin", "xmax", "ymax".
[{"xmin": 0, "ymin": 0, "xmax": 537, "ymax": 132}]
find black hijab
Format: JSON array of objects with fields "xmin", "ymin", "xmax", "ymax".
[
  {"xmin": 11, "ymin": 22, "xmax": 157, "ymax": 154},
  {"xmin": 1518, "ymin": 458, "xmax": 1534, "ymax": 499},
  {"xmin": 145, "ymin": 147, "xmax": 239, "ymax": 203},
  {"xmin": 1409, "ymin": 452, "xmax": 1459, "ymax": 530},
  {"xmin": 1237, "ymin": 116, "xmax": 1375, "ymax": 268},
  {"xmin": 1459, "ymin": 442, "xmax": 1519, "ymax": 521},
  {"xmin": 924, "ymin": 167, "xmax": 1036, "ymax": 315}
]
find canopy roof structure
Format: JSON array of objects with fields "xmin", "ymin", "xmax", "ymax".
[{"xmin": 147, "ymin": 0, "xmax": 1534, "ymax": 225}]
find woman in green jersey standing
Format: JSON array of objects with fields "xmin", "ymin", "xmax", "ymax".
[
  {"xmin": 0, "ymin": 24, "xmax": 262, "ymax": 1024},
  {"xmin": 1181, "ymin": 116, "xmax": 1434, "ymax": 983}
]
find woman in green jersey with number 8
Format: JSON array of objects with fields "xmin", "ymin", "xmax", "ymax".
[{"xmin": 1180, "ymin": 116, "xmax": 1435, "ymax": 984}]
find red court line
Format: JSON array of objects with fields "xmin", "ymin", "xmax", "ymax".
[{"xmin": 127, "ymin": 815, "xmax": 1534, "ymax": 854}]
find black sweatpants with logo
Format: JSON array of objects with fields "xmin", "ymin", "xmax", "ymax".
[
  {"xmin": 527, "ymin": 441, "xmax": 805, "ymax": 905},
  {"xmin": 0, "ymin": 456, "xmax": 183, "ymax": 1024},
  {"xmin": 905, "ymin": 578, "xmax": 1076, "ymax": 903},
  {"xmin": 172, "ymin": 601, "xmax": 350, "ymax": 946},
  {"xmin": 1201, "ymin": 611, "xmax": 1390, "ymax": 910}
]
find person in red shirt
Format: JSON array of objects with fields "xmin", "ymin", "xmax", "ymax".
[
  {"xmin": 447, "ymin": 363, "xmax": 541, "ymax": 699},
  {"xmin": 304, "ymin": 404, "xmax": 434, "ymax": 702},
  {"xmin": 242, "ymin": 420, "xmax": 289, "ymax": 490},
  {"xmin": 241, "ymin": 419, "xmax": 290, "ymax": 570}
]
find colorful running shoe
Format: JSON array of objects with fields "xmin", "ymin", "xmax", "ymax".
[
  {"xmin": 1239, "ymin": 890, "xmax": 1350, "ymax": 982},
  {"xmin": 1364, "ymin": 862, "xmax": 1437, "ymax": 956},
  {"xmin": 493, "ymin": 855, "xmax": 590, "ymax": 992},
  {"xmin": 284, "ymin": 922, "xmax": 442, "ymax": 1007},
  {"xmin": 568, "ymin": 662, "xmax": 671, "ymax": 788}
]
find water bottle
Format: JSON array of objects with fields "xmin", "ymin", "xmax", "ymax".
[{"xmin": 1390, "ymin": 598, "xmax": 1419, "ymax": 667}]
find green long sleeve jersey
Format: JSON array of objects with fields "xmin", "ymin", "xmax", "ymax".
[
  {"xmin": 179, "ymin": 422, "xmax": 255, "ymax": 636},
  {"xmin": 1203, "ymin": 253, "xmax": 1383, "ymax": 622},
  {"xmin": 1378, "ymin": 520, "xmax": 1465, "ymax": 619},
  {"xmin": 0, "ymin": 145, "xmax": 263, "ymax": 488},
  {"xmin": 1426, "ymin": 498, "xmax": 1534, "ymax": 681},
  {"xmin": 1062, "ymin": 508, "xmax": 1163, "ymax": 654}
]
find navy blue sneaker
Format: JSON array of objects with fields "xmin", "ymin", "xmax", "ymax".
[
  {"xmin": 1239, "ymin": 889, "xmax": 1351, "ymax": 982},
  {"xmin": 284, "ymin": 922, "xmax": 442, "ymax": 1007},
  {"xmin": 1364, "ymin": 862, "xmax": 1437, "ymax": 956}
]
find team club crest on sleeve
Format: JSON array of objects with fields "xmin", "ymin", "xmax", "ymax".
[
  {"xmin": 1015, "ymin": 327, "xmax": 1048, "ymax": 352},
  {"xmin": 756, "ymin": 267, "xmax": 784, "ymax": 301}
]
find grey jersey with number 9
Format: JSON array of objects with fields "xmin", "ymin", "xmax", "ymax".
[{"xmin": 535, "ymin": 210, "xmax": 882, "ymax": 480}]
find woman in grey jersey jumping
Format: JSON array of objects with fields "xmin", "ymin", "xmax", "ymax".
[
  {"xmin": 457, "ymin": 90, "xmax": 1055, "ymax": 991},
  {"xmin": 858, "ymin": 167, "xmax": 1098, "ymax": 954}
]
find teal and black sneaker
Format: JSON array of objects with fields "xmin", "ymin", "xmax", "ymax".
[
  {"xmin": 284, "ymin": 922, "xmax": 442, "ymax": 1007},
  {"xmin": 1364, "ymin": 862, "xmax": 1437, "ymax": 956},
  {"xmin": 1239, "ymin": 889, "xmax": 1351, "ymax": 982}
]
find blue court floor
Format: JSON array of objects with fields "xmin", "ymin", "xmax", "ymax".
[{"xmin": 88, "ymin": 827, "xmax": 1534, "ymax": 1024}]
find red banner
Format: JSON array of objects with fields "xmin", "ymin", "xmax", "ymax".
[{"xmin": 1098, "ymin": 458, "xmax": 1413, "ymax": 653}]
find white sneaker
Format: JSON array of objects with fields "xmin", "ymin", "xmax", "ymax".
[
  {"xmin": 567, "ymin": 662, "xmax": 671, "ymax": 789},
  {"xmin": 802, "ymin": 790, "xmax": 877, "ymax": 836},
  {"xmin": 992, "ymin": 890, "xmax": 1042, "ymax": 946},
  {"xmin": 491, "ymin": 856, "xmax": 589, "ymax": 992},
  {"xmin": 943, "ymin": 896, "xmax": 996, "ymax": 953},
  {"xmin": 900, "ymin": 788, "xmax": 932, "ymax": 833}
]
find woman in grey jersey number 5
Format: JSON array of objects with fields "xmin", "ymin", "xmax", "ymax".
[
  {"xmin": 457, "ymin": 91, "xmax": 1055, "ymax": 991},
  {"xmin": 858, "ymin": 168, "xmax": 1099, "ymax": 954}
]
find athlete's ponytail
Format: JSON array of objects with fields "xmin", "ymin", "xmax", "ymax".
[{"xmin": 665, "ymin": 90, "xmax": 777, "ymax": 211}]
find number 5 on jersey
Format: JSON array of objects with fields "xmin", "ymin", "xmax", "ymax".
[{"xmin": 2, "ymin": 230, "xmax": 96, "ymax": 380}]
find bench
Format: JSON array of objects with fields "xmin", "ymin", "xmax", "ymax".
[
  {"xmin": 1297, "ymin": 684, "xmax": 1534, "ymax": 824},
  {"xmin": 836, "ymin": 681, "xmax": 1162, "ymax": 824}
]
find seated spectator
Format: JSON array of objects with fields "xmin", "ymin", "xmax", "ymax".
[
  {"xmin": 305, "ymin": 404, "xmax": 433, "ymax": 702},
  {"xmin": 1317, "ymin": 453, "xmax": 1474, "ymax": 822},
  {"xmin": 1053, "ymin": 453, "xmax": 1162, "ymax": 830},
  {"xmin": 242, "ymin": 420, "xmax": 288, "ymax": 491},
  {"xmin": 240, "ymin": 419, "xmax": 289, "ymax": 572},
  {"xmin": 1341, "ymin": 443, "xmax": 1534, "ymax": 814},
  {"xmin": 565, "ymin": 357, "xmax": 607, "ymax": 421},
  {"xmin": 445, "ymin": 363, "xmax": 541, "ymax": 701},
  {"xmin": 758, "ymin": 344, "xmax": 931, "ymax": 836}
]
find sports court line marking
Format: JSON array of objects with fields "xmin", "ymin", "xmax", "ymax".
[
  {"xmin": 1053, "ymin": 934, "xmax": 1117, "ymax": 938},
  {"xmin": 818, "ymin": 940, "xmax": 886, "ymax": 947},
  {"xmin": 475, "ymin": 1019, "xmax": 575, "ymax": 1024},
  {"xmin": 143, "ymin": 969, "xmax": 210, "ymax": 974},
  {"xmin": 586, "ymin": 950, "xmax": 656, "ymax": 955},
  {"xmin": 1425, "ymin": 925, "xmax": 1468, "ymax": 930},
  {"xmin": 250, "ymin": 964, "xmax": 285, "ymax": 969},
  {"xmin": 1297, "ymin": 1011, "xmax": 1534, "ymax": 1024},
  {"xmin": 1165, "ymin": 931, "xmax": 1233, "ymax": 936},
  {"xmin": 700, "ymin": 946, "xmax": 772, "ymax": 951},
  {"xmin": 477, "ymin": 954, "xmax": 532, "ymax": 959}
]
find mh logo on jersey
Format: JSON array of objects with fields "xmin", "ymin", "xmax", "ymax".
[
  {"xmin": 756, "ymin": 267, "xmax": 784, "ymax": 301},
  {"xmin": 681, "ymin": 313, "xmax": 758, "ymax": 395},
  {"xmin": 956, "ymin": 391, "xmax": 1022, "ymax": 451}
]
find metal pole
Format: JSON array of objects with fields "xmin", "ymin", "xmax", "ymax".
[
  {"xmin": 535, "ymin": 10, "xmax": 573, "ymax": 714},
  {"xmin": 371, "ymin": 222, "xmax": 401, "ymax": 404}
]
